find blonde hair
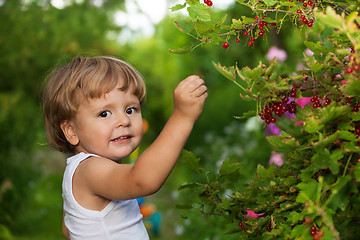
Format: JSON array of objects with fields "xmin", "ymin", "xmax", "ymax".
[{"xmin": 43, "ymin": 56, "xmax": 146, "ymax": 153}]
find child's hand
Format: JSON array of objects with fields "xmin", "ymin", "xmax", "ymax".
[{"xmin": 173, "ymin": 75, "xmax": 207, "ymax": 122}]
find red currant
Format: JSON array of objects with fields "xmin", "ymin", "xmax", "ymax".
[
  {"xmin": 259, "ymin": 31, "xmax": 264, "ymax": 36},
  {"xmin": 222, "ymin": 42, "xmax": 229, "ymax": 49},
  {"xmin": 303, "ymin": 3, "xmax": 308, "ymax": 7},
  {"xmin": 353, "ymin": 65, "xmax": 359, "ymax": 72},
  {"xmin": 297, "ymin": 9, "xmax": 302, "ymax": 14},
  {"xmin": 250, "ymin": 37, "xmax": 255, "ymax": 41},
  {"xmin": 204, "ymin": 0, "xmax": 213, "ymax": 6},
  {"xmin": 243, "ymin": 32, "xmax": 248, "ymax": 36},
  {"xmin": 308, "ymin": 22, "xmax": 313, "ymax": 27},
  {"xmin": 346, "ymin": 68, "xmax": 353, "ymax": 74},
  {"xmin": 248, "ymin": 41, "xmax": 254, "ymax": 46},
  {"xmin": 308, "ymin": 1, "xmax": 313, "ymax": 6},
  {"xmin": 236, "ymin": 38, "xmax": 240, "ymax": 43}
]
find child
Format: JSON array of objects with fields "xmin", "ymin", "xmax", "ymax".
[{"xmin": 42, "ymin": 56, "xmax": 207, "ymax": 239}]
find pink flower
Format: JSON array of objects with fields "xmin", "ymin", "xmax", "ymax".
[
  {"xmin": 265, "ymin": 123, "xmax": 281, "ymax": 136},
  {"xmin": 269, "ymin": 151, "xmax": 284, "ymax": 166},
  {"xmin": 305, "ymin": 48, "xmax": 314, "ymax": 57},
  {"xmin": 296, "ymin": 97, "xmax": 312, "ymax": 108},
  {"xmin": 266, "ymin": 46, "xmax": 287, "ymax": 62},
  {"xmin": 246, "ymin": 210, "xmax": 265, "ymax": 219}
]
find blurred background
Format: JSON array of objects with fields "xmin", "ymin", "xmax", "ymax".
[{"xmin": 0, "ymin": 0, "xmax": 306, "ymax": 239}]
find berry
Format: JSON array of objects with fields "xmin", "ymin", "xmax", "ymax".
[
  {"xmin": 259, "ymin": 31, "xmax": 264, "ymax": 36},
  {"xmin": 308, "ymin": 22, "xmax": 313, "ymax": 27},
  {"xmin": 308, "ymin": 1, "xmax": 313, "ymax": 6},
  {"xmin": 243, "ymin": 32, "xmax": 248, "ymax": 36},
  {"xmin": 297, "ymin": 9, "xmax": 302, "ymax": 14},
  {"xmin": 236, "ymin": 38, "xmax": 240, "ymax": 43},
  {"xmin": 346, "ymin": 68, "xmax": 353, "ymax": 74},
  {"xmin": 250, "ymin": 37, "xmax": 255, "ymax": 41},
  {"xmin": 223, "ymin": 42, "xmax": 229, "ymax": 49},
  {"xmin": 303, "ymin": 3, "xmax": 308, "ymax": 7},
  {"xmin": 204, "ymin": 0, "xmax": 213, "ymax": 6},
  {"xmin": 305, "ymin": 218, "xmax": 311, "ymax": 224},
  {"xmin": 271, "ymin": 22, "xmax": 277, "ymax": 26},
  {"xmin": 259, "ymin": 25, "xmax": 264, "ymax": 30},
  {"xmin": 248, "ymin": 41, "xmax": 254, "ymax": 46},
  {"xmin": 353, "ymin": 65, "xmax": 359, "ymax": 71}
]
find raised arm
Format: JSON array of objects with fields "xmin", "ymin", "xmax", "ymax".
[{"xmin": 131, "ymin": 75, "xmax": 207, "ymax": 193}]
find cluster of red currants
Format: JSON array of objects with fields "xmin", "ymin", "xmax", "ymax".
[
  {"xmin": 345, "ymin": 53, "xmax": 360, "ymax": 74},
  {"xmin": 238, "ymin": 222, "xmax": 248, "ymax": 232},
  {"xmin": 259, "ymin": 97, "xmax": 297, "ymax": 124},
  {"xmin": 310, "ymin": 95, "xmax": 329, "ymax": 108},
  {"xmin": 310, "ymin": 225, "xmax": 324, "ymax": 240},
  {"xmin": 203, "ymin": 0, "xmax": 213, "ymax": 7},
  {"xmin": 304, "ymin": 218, "xmax": 324, "ymax": 240},
  {"xmin": 222, "ymin": 16, "xmax": 277, "ymax": 49}
]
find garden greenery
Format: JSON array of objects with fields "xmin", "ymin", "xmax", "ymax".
[{"xmin": 171, "ymin": 0, "xmax": 360, "ymax": 239}]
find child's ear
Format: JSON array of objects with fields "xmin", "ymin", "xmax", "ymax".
[{"xmin": 60, "ymin": 120, "xmax": 79, "ymax": 146}]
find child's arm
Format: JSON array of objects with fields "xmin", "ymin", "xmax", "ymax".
[
  {"xmin": 131, "ymin": 75, "xmax": 207, "ymax": 193},
  {"xmin": 76, "ymin": 75, "xmax": 207, "ymax": 200},
  {"xmin": 62, "ymin": 211, "xmax": 70, "ymax": 239}
]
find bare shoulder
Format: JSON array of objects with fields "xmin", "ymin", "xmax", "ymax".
[{"xmin": 73, "ymin": 156, "xmax": 136, "ymax": 200}]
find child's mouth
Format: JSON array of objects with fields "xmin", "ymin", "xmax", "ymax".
[{"xmin": 111, "ymin": 136, "xmax": 131, "ymax": 142}]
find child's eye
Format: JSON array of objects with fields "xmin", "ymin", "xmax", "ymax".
[
  {"xmin": 99, "ymin": 110, "xmax": 111, "ymax": 118},
  {"xmin": 126, "ymin": 107, "xmax": 136, "ymax": 115}
]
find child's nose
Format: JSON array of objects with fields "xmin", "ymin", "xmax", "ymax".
[{"xmin": 117, "ymin": 113, "xmax": 131, "ymax": 127}]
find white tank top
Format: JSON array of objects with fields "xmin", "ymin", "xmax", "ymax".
[{"xmin": 62, "ymin": 152, "xmax": 149, "ymax": 240}]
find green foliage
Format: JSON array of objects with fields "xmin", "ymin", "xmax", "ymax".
[{"xmin": 172, "ymin": 0, "xmax": 360, "ymax": 239}]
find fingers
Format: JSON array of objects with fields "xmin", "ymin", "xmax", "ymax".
[{"xmin": 178, "ymin": 75, "xmax": 206, "ymax": 94}]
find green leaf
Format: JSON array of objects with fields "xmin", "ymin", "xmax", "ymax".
[
  {"xmin": 304, "ymin": 41, "xmax": 331, "ymax": 56},
  {"xmin": 263, "ymin": 0, "xmax": 278, "ymax": 6},
  {"xmin": 219, "ymin": 158, "xmax": 242, "ymax": 180},
  {"xmin": 168, "ymin": 45, "xmax": 194, "ymax": 54},
  {"xmin": 267, "ymin": 133, "xmax": 298, "ymax": 152},
  {"xmin": 195, "ymin": 21, "xmax": 215, "ymax": 34},
  {"xmin": 180, "ymin": 150, "xmax": 204, "ymax": 173},
  {"xmin": 171, "ymin": 3, "xmax": 187, "ymax": 11},
  {"xmin": 212, "ymin": 62, "xmax": 236, "ymax": 81},
  {"xmin": 312, "ymin": 148, "xmax": 332, "ymax": 170},
  {"xmin": 343, "ymin": 79, "xmax": 360, "ymax": 96},
  {"xmin": 354, "ymin": 163, "xmax": 360, "ymax": 182},
  {"xmin": 296, "ymin": 179, "xmax": 319, "ymax": 203},
  {"xmin": 174, "ymin": 20, "xmax": 195, "ymax": 34},
  {"xmin": 187, "ymin": 3, "xmax": 211, "ymax": 22},
  {"xmin": 329, "ymin": 149, "xmax": 343, "ymax": 175},
  {"xmin": 178, "ymin": 182, "xmax": 203, "ymax": 190},
  {"xmin": 234, "ymin": 110, "xmax": 257, "ymax": 119},
  {"xmin": 316, "ymin": 6, "xmax": 344, "ymax": 30},
  {"xmin": 231, "ymin": 18, "xmax": 242, "ymax": 29},
  {"xmin": 256, "ymin": 164, "xmax": 275, "ymax": 180},
  {"xmin": 331, "ymin": 175, "xmax": 351, "ymax": 192},
  {"xmin": 304, "ymin": 115, "xmax": 323, "ymax": 133}
]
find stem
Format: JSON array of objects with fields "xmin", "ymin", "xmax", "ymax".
[
  {"xmin": 342, "ymin": 154, "xmax": 352, "ymax": 177},
  {"xmin": 315, "ymin": 205, "xmax": 341, "ymax": 240}
]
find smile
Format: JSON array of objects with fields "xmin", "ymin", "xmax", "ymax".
[{"xmin": 111, "ymin": 136, "xmax": 131, "ymax": 142}]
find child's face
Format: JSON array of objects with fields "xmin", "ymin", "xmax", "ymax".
[{"xmin": 66, "ymin": 83, "xmax": 143, "ymax": 161}]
